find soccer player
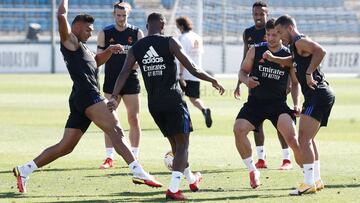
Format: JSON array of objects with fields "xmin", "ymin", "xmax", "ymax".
[
  {"xmin": 175, "ymin": 16, "xmax": 212, "ymax": 128},
  {"xmin": 264, "ymin": 15, "xmax": 335, "ymax": 195},
  {"xmin": 97, "ymin": 1, "xmax": 144, "ymax": 169},
  {"xmin": 234, "ymin": 1, "xmax": 292, "ymax": 170},
  {"xmin": 12, "ymin": 0, "xmax": 162, "ymax": 193},
  {"xmin": 233, "ymin": 19, "xmax": 302, "ymax": 189},
  {"xmin": 108, "ymin": 13, "xmax": 225, "ymax": 200}
]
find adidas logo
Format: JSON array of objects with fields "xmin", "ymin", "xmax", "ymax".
[{"xmin": 142, "ymin": 46, "xmax": 164, "ymax": 64}]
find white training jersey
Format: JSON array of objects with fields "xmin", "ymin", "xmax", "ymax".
[{"xmin": 178, "ymin": 31, "xmax": 204, "ymax": 81}]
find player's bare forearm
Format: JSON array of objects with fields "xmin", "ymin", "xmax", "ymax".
[
  {"xmin": 57, "ymin": 0, "xmax": 72, "ymax": 43},
  {"xmin": 306, "ymin": 47, "xmax": 326, "ymax": 74},
  {"xmin": 57, "ymin": 0, "xmax": 68, "ymax": 16},
  {"xmin": 95, "ymin": 49, "xmax": 112, "ymax": 67},
  {"xmin": 239, "ymin": 69, "xmax": 249, "ymax": 85},
  {"xmin": 188, "ymin": 64, "xmax": 216, "ymax": 83},
  {"xmin": 236, "ymin": 70, "xmax": 242, "ymax": 87},
  {"xmin": 270, "ymin": 55, "xmax": 293, "ymax": 67},
  {"xmin": 170, "ymin": 37, "xmax": 215, "ymax": 84},
  {"xmin": 96, "ymin": 44, "xmax": 123, "ymax": 67},
  {"xmin": 291, "ymin": 82, "xmax": 301, "ymax": 108}
]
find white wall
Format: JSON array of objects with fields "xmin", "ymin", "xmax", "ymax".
[
  {"xmin": 0, "ymin": 43, "xmax": 359, "ymax": 74},
  {"xmin": 0, "ymin": 44, "xmax": 51, "ymax": 73}
]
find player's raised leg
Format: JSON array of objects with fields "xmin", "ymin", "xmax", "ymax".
[
  {"xmin": 13, "ymin": 128, "xmax": 84, "ymax": 193},
  {"xmin": 86, "ymin": 100, "xmax": 162, "ymax": 188}
]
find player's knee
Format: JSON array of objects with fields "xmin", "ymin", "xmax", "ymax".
[
  {"xmin": 127, "ymin": 113, "xmax": 139, "ymax": 127},
  {"xmin": 286, "ymin": 135, "xmax": 299, "ymax": 149},
  {"xmin": 114, "ymin": 125, "xmax": 125, "ymax": 138},
  {"xmin": 233, "ymin": 122, "xmax": 247, "ymax": 137},
  {"xmin": 298, "ymin": 135, "xmax": 311, "ymax": 147}
]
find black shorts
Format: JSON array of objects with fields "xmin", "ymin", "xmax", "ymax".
[
  {"xmin": 65, "ymin": 91, "xmax": 104, "ymax": 133},
  {"xmin": 180, "ymin": 80, "xmax": 200, "ymax": 98},
  {"xmin": 236, "ymin": 98, "xmax": 295, "ymax": 130},
  {"xmin": 149, "ymin": 102, "xmax": 193, "ymax": 137},
  {"xmin": 103, "ymin": 71, "xmax": 140, "ymax": 96},
  {"xmin": 302, "ymin": 86, "xmax": 335, "ymax": 127}
]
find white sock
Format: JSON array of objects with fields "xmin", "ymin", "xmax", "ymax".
[
  {"xmin": 106, "ymin": 147, "xmax": 114, "ymax": 160},
  {"xmin": 282, "ymin": 148, "xmax": 291, "ymax": 160},
  {"xmin": 303, "ymin": 163, "xmax": 315, "ymax": 185},
  {"xmin": 184, "ymin": 166, "xmax": 196, "ymax": 184},
  {"xmin": 129, "ymin": 160, "xmax": 149, "ymax": 179},
  {"xmin": 243, "ymin": 156, "xmax": 257, "ymax": 172},
  {"xmin": 169, "ymin": 171, "xmax": 183, "ymax": 193},
  {"xmin": 131, "ymin": 147, "xmax": 139, "ymax": 159},
  {"xmin": 19, "ymin": 160, "xmax": 38, "ymax": 177},
  {"xmin": 314, "ymin": 160, "xmax": 321, "ymax": 181},
  {"xmin": 256, "ymin": 146, "xmax": 266, "ymax": 160}
]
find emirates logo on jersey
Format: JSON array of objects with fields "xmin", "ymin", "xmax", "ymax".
[{"xmin": 128, "ymin": 36, "xmax": 133, "ymax": 44}]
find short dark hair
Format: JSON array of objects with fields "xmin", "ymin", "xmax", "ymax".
[
  {"xmin": 176, "ymin": 16, "xmax": 193, "ymax": 32},
  {"xmin": 72, "ymin": 14, "xmax": 94, "ymax": 25},
  {"xmin": 265, "ymin": 18, "xmax": 275, "ymax": 31},
  {"xmin": 275, "ymin": 15, "xmax": 296, "ymax": 28},
  {"xmin": 147, "ymin": 12, "xmax": 166, "ymax": 23},
  {"xmin": 113, "ymin": 1, "xmax": 132, "ymax": 12},
  {"xmin": 252, "ymin": 1, "xmax": 267, "ymax": 8}
]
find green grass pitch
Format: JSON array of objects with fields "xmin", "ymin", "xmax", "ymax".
[{"xmin": 0, "ymin": 74, "xmax": 359, "ymax": 202}]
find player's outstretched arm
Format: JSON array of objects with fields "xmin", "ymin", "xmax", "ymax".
[
  {"xmin": 108, "ymin": 48, "xmax": 136, "ymax": 111},
  {"xmin": 57, "ymin": 0, "xmax": 77, "ymax": 50},
  {"xmin": 169, "ymin": 37, "xmax": 225, "ymax": 95},
  {"xmin": 263, "ymin": 50, "xmax": 293, "ymax": 67}
]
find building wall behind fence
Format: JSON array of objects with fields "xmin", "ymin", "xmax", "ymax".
[{"xmin": 0, "ymin": 43, "xmax": 359, "ymax": 74}]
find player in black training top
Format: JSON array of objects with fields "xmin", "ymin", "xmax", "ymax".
[
  {"xmin": 234, "ymin": 19, "xmax": 302, "ymax": 190},
  {"xmin": 12, "ymin": 0, "xmax": 162, "ymax": 194},
  {"xmin": 264, "ymin": 15, "xmax": 335, "ymax": 195},
  {"xmin": 97, "ymin": 1, "xmax": 144, "ymax": 169},
  {"xmin": 108, "ymin": 13, "xmax": 225, "ymax": 201},
  {"xmin": 234, "ymin": 1, "xmax": 292, "ymax": 170}
]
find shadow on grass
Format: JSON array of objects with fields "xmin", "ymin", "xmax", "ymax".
[
  {"xmin": 0, "ymin": 167, "xmax": 123, "ymax": 174},
  {"xmin": 35, "ymin": 194, "xmax": 263, "ymax": 203},
  {"xmin": 325, "ymin": 183, "xmax": 360, "ymax": 189},
  {"xmin": 84, "ymin": 168, "xmax": 240, "ymax": 178},
  {"xmin": 0, "ymin": 192, "xmax": 26, "ymax": 199}
]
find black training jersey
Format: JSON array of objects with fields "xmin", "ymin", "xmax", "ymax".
[
  {"xmin": 60, "ymin": 42, "xmax": 100, "ymax": 97},
  {"xmin": 103, "ymin": 24, "xmax": 139, "ymax": 88},
  {"xmin": 249, "ymin": 42, "xmax": 290, "ymax": 101},
  {"xmin": 132, "ymin": 35, "xmax": 182, "ymax": 110},
  {"xmin": 290, "ymin": 35, "xmax": 327, "ymax": 96},
  {"xmin": 243, "ymin": 25, "xmax": 266, "ymax": 49}
]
